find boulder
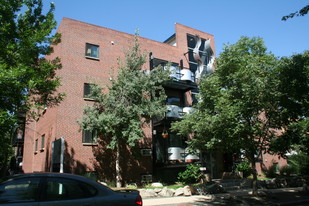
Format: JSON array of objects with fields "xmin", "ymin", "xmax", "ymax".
[
  {"xmin": 158, "ymin": 187, "xmax": 175, "ymax": 197},
  {"xmin": 153, "ymin": 188, "xmax": 162, "ymax": 193},
  {"xmin": 174, "ymin": 187, "xmax": 184, "ymax": 196},
  {"xmin": 139, "ymin": 189, "xmax": 157, "ymax": 198},
  {"xmin": 183, "ymin": 185, "xmax": 192, "ymax": 196},
  {"xmin": 151, "ymin": 182, "xmax": 163, "ymax": 187}
]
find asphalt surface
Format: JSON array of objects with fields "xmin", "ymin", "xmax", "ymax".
[{"xmin": 143, "ymin": 187, "xmax": 309, "ymax": 206}]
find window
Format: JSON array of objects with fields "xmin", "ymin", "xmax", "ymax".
[
  {"xmin": 46, "ymin": 177, "xmax": 97, "ymax": 201},
  {"xmin": 85, "ymin": 43, "xmax": 99, "ymax": 59},
  {"xmin": 83, "ymin": 83, "xmax": 96, "ymax": 99},
  {"xmin": 82, "ymin": 130, "xmax": 97, "ymax": 144},
  {"xmin": 186, "ymin": 34, "xmax": 213, "ymax": 74},
  {"xmin": 41, "ymin": 134, "xmax": 45, "ymax": 151},
  {"xmin": 0, "ymin": 177, "xmax": 40, "ymax": 203},
  {"xmin": 165, "ymin": 89, "xmax": 184, "ymax": 107},
  {"xmin": 34, "ymin": 139, "xmax": 38, "ymax": 154}
]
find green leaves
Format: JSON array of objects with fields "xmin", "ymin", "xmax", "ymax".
[
  {"xmin": 0, "ymin": 0, "xmax": 63, "ymax": 170},
  {"xmin": 282, "ymin": 4, "xmax": 309, "ymax": 21},
  {"xmin": 173, "ymin": 36, "xmax": 308, "ymax": 164}
]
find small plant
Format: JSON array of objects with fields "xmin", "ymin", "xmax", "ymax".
[
  {"xmin": 235, "ymin": 161, "xmax": 251, "ymax": 178},
  {"xmin": 178, "ymin": 163, "xmax": 203, "ymax": 184}
]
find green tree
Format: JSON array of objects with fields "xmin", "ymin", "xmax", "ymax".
[
  {"xmin": 79, "ymin": 35, "xmax": 170, "ymax": 188},
  {"xmin": 0, "ymin": 0, "xmax": 64, "ymax": 173},
  {"xmin": 270, "ymin": 51, "xmax": 309, "ymax": 155},
  {"xmin": 282, "ymin": 4, "xmax": 309, "ymax": 21},
  {"xmin": 172, "ymin": 37, "xmax": 280, "ymax": 195}
]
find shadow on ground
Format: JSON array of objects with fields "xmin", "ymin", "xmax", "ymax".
[{"xmin": 193, "ymin": 188, "xmax": 309, "ymax": 206}]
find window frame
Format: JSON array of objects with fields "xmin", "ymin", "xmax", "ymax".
[
  {"xmin": 85, "ymin": 43, "xmax": 99, "ymax": 60},
  {"xmin": 40, "ymin": 134, "xmax": 45, "ymax": 152},
  {"xmin": 83, "ymin": 83, "xmax": 96, "ymax": 101},
  {"xmin": 34, "ymin": 139, "xmax": 38, "ymax": 154},
  {"xmin": 82, "ymin": 130, "xmax": 98, "ymax": 145}
]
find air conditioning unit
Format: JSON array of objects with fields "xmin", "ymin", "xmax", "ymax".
[
  {"xmin": 141, "ymin": 149, "xmax": 152, "ymax": 156},
  {"xmin": 141, "ymin": 174, "xmax": 152, "ymax": 183}
]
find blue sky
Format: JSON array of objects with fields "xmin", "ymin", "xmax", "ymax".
[{"xmin": 44, "ymin": 0, "xmax": 308, "ymax": 58}]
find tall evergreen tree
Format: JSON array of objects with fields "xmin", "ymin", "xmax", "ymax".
[
  {"xmin": 79, "ymin": 35, "xmax": 170, "ymax": 187},
  {"xmin": 0, "ymin": 0, "xmax": 64, "ymax": 173}
]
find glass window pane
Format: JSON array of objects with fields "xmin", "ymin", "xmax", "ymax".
[
  {"xmin": 46, "ymin": 178, "xmax": 96, "ymax": 201},
  {"xmin": 187, "ymin": 35, "xmax": 196, "ymax": 48},
  {"xmin": 84, "ymin": 83, "xmax": 91, "ymax": 97},
  {"xmin": 189, "ymin": 63, "xmax": 197, "ymax": 73},
  {"xmin": 41, "ymin": 135, "xmax": 45, "ymax": 149},
  {"xmin": 85, "ymin": 44, "xmax": 99, "ymax": 58},
  {"xmin": 82, "ymin": 130, "xmax": 97, "ymax": 143},
  {"xmin": 0, "ymin": 178, "xmax": 40, "ymax": 203},
  {"xmin": 91, "ymin": 46, "xmax": 99, "ymax": 58},
  {"xmin": 188, "ymin": 49, "xmax": 195, "ymax": 63}
]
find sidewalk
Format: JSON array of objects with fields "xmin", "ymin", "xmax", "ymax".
[{"xmin": 143, "ymin": 187, "xmax": 309, "ymax": 206}]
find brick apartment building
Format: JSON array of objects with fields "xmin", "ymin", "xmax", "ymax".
[{"xmin": 19, "ymin": 18, "xmax": 286, "ymax": 184}]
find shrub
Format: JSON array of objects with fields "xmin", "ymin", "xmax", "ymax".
[
  {"xmin": 235, "ymin": 161, "xmax": 251, "ymax": 177},
  {"xmin": 279, "ymin": 165, "xmax": 295, "ymax": 176},
  {"xmin": 178, "ymin": 163, "xmax": 203, "ymax": 184},
  {"xmin": 288, "ymin": 153, "xmax": 309, "ymax": 175},
  {"xmin": 265, "ymin": 164, "xmax": 278, "ymax": 178}
]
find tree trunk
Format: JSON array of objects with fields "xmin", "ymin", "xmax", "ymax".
[
  {"xmin": 250, "ymin": 153, "xmax": 258, "ymax": 195},
  {"xmin": 115, "ymin": 143, "xmax": 122, "ymax": 188}
]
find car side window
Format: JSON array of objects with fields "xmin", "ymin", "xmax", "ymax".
[
  {"xmin": 46, "ymin": 177, "xmax": 97, "ymax": 201},
  {"xmin": 0, "ymin": 177, "xmax": 40, "ymax": 204}
]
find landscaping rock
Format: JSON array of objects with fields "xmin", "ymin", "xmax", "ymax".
[
  {"xmin": 151, "ymin": 182, "xmax": 163, "ymax": 187},
  {"xmin": 139, "ymin": 189, "xmax": 157, "ymax": 198},
  {"xmin": 153, "ymin": 188, "xmax": 162, "ymax": 193},
  {"xmin": 183, "ymin": 185, "xmax": 192, "ymax": 196},
  {"xmin": 158, "ymin": 187, "xmax": 175, "ymax": 197},
  {"xmin": 174, "ymin": 187, "xmax": 184, "ymax": 196}
]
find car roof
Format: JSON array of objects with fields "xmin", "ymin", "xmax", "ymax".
[
  {"xmin": 2, "ymin": 172, "xmax": 115, "ymax": 192},
  {"xmin": 2, "ymin": 172, "xmax": 95, "ymax": 184}
]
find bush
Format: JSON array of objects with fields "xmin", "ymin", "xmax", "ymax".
[
  {"xmin": 178, "ymin": 163, "xmax": 203, "ymax": 184},
  {"xmin": 288, "ymin": 153, "xmax": 309, "ymax": 175},
  {"xmin": 235, "ymin": 161, "xmax": 251, "ymax": 178},
  {"xmin": 279, "ymin": 165, "xmax": 295, "ymax": 176},
  {"xmin": 265, "ymin": 164, "xmax": 278, "ymax": 178}
]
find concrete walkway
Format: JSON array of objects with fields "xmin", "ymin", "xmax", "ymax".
[{"xmin": 143, "ymin": 187, "xmax": 309, "ymax": 206}]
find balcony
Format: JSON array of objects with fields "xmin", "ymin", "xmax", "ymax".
[
  {"xmin": 166, "ymin": 105, "xmax": 194, "ymax": 119},
  {"xmin": 163, "ymin": 65, "xmax": 197, "ymax": 91},
  {"xmin": 150, "ymin": 57, "xmax": 197, "ymax": 91},
  {"xmin": 168, "ymin": 147, "xmax": 200, "ymax": 163}
]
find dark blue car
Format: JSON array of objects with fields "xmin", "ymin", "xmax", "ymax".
[{"xmin": 0, "ymin": 173, "xmax": 142, "ymax": 206}]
